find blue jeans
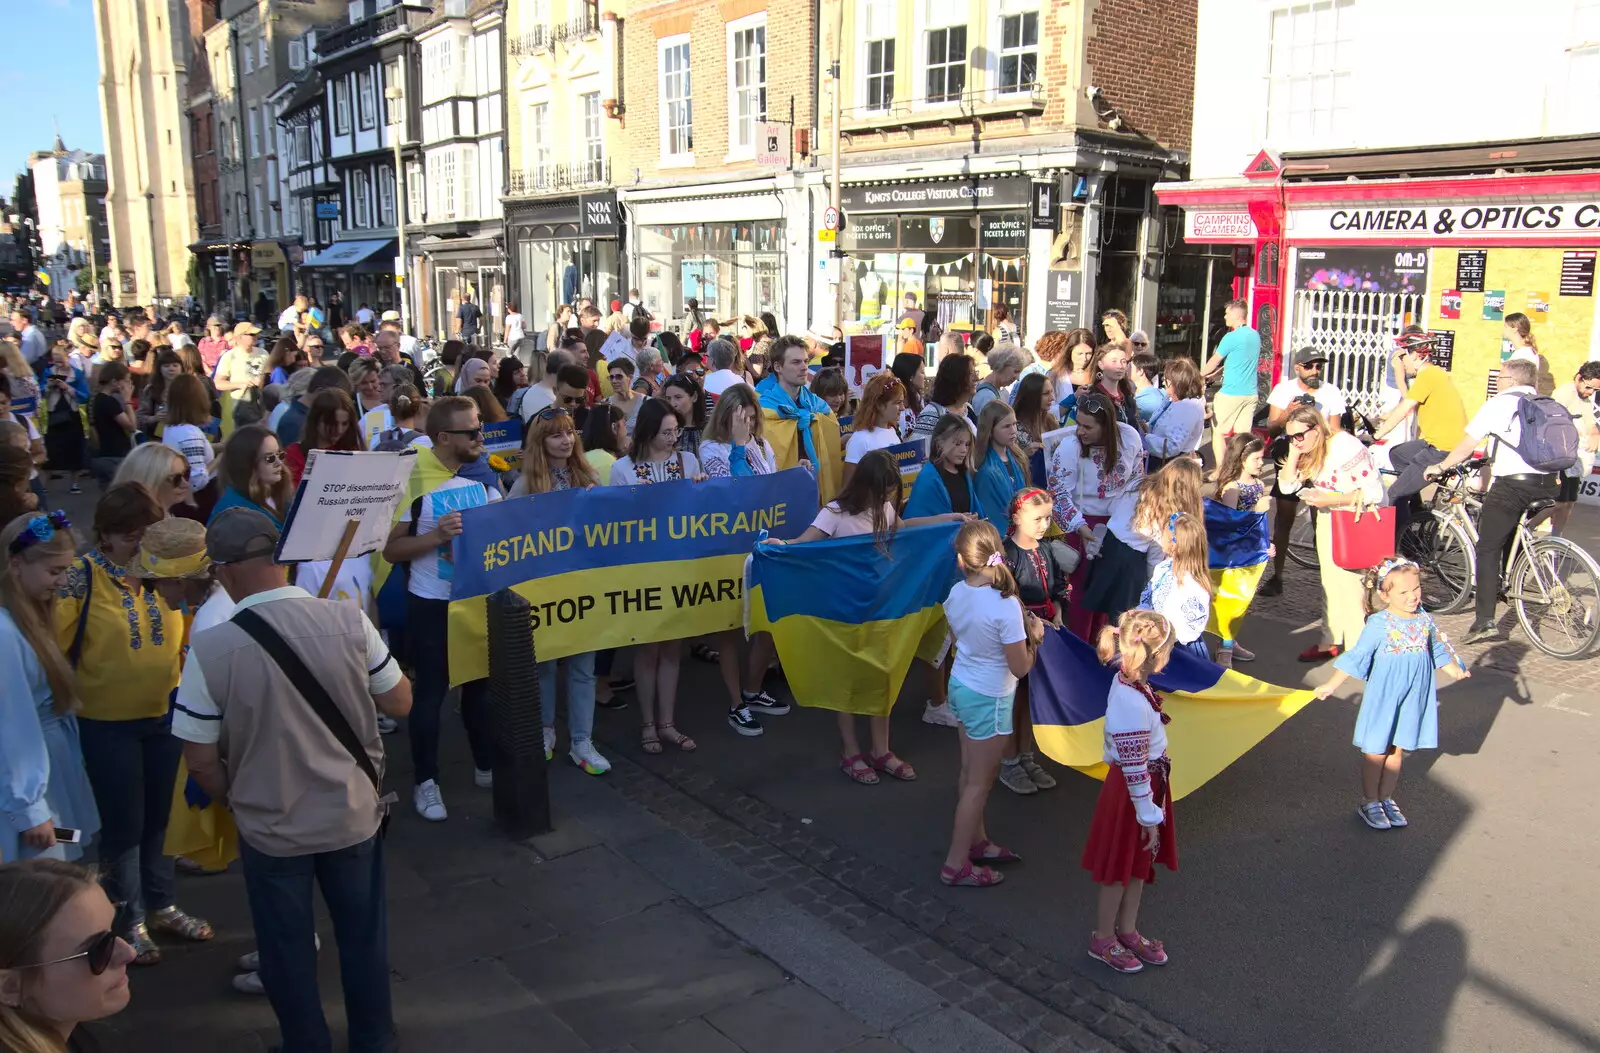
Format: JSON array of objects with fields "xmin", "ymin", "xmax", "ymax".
[
  {"xmin": 406, "ymin": 595, "xmax": 492, "ymax": 784},
  {"xmin": 77, "ymin": 716, "xmax": 180, "ymax": 931},
  {"xmin": 539, "ymin": 652, "xmax": 596, "ymax": 743},
  {"xmin": 240, "ymin": 834, "xmax": 394, "ymax": 1053}
]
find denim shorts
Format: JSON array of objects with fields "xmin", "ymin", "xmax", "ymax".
[{"xmin": 947, "ymin": 676, "xmax": 1015, "ymax": 741}]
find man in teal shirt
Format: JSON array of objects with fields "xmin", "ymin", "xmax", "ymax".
[{"xmin": 1201, "ymin": 299, "xmax": 1260, "ymax": 467}]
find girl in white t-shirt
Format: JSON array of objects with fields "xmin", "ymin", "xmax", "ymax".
[
  {"xmin": 938, "ymin": 520, "xmax": 1044, "ymax": 887},
  {"xmin": 767, "ymin": 449, "xmax": 965, "ymax": 785},
  {"xmin": 160, "ymin": 374, "xmax": 216, "ymax": 491},
  {"xmin": 842, "ymin": 372, "xmax": 907, "ymax": 488}
]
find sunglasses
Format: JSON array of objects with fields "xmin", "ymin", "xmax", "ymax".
[
  {"xmin": 167, "ymin": 471, "xmax": 191, "ymax": 488},
  {"xmin": 23, "ymin": 930, "xmax": 120, "ymax": 976},
  {"xmin": 608, "ymin": 372, "xmax": 627, "ymax": 382},
  {"xmin": 260, "ymin": 451, "xmax": 284, "ymax": 465},
  {"xmin": 442, "ymin": 427, "xmax": 484, "ymax": 439},
  {"xmin": 534, "ymin": 407, "xmax": 571, "ymax": 421},
  {"xmin": 1285, "ymin": 428, "xmax": 1314, "ymax": 443}
]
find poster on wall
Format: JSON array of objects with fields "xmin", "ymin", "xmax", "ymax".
[
  {"xmin": 1294, "ymin": 247, "xmax": 1428, "ymax": 295},
  {"xmin": 1482, "ymin": 290, "xmax": 1506, "ymax": 321},
  {"xmin": 1528, "ymin": 290, "xmax": 1552, "ymax": 321},
  {"xmin": 1043, "ymin": 270, "xmax": 1082, "ymax": 331},
  {"xmin": 1560, "ymin": 250, "xmax": 1596, "ymax": 297},
  {"xmin": 843, "ymin": 334, "xmax": 884, "ymax": 396},
  {"xmin": 1456, "ymin": 250, "xmax": 1488, "ymax": 293},
  {"xmin": 1426, "ymin": 330, "xmax": 1456, "ymax": 372},
  {"xmin": 1439, "ymin": 289, "xmax": 1461, "ymax": 319}
]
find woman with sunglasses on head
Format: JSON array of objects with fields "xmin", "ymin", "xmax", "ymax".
[
  {"xmin": 2, "ymin": 513, "xmax": 100, "ymax": 867},
  {"xmin": 0, "ymin": 859, "xmax": 137, "ymax": 1051},
  {"xmin": 282, "ymin": 388, "xmax": 360, "ymax": 486},
  {"xmin": 1049, "ymin": 393, "xmax": 1147, "ymax": 641},
  {"xmin": 609, "ymin": 399, "xmax": 707, "ymax": 755},
  {"xmin": 506, "ymin": 408, "xmax": 612, "ymax": 776},
  {"xmin": 53, "ymin": 484, "xmax": 211, "ymax": 965},
  {"xmin": 1275, "ymin": 404, "xmax": 1385, "ymax": 663},
  {"xmin": 697, "ymin": 386, "xmax": 788, "ymax": 738}
]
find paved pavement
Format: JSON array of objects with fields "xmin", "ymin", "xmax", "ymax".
[{"xmin": 37, "ymin": 479, "xmax": 1600, "ymax": 1053}]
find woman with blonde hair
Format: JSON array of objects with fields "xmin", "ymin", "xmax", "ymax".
[
  {"xmin": 110, "ymin": 445, "xmax": 194, "ymax": 517},
  {"xmin": 972, "ymin": 401, "xmax": 1030, "ymax": 537},
  {"xmin": 0, "ymin": 859, "xmax": 136, "ymax": 1051},
  {"xmin": 2, "ymin": 511, "xmax": 100, "ymax": 866}
]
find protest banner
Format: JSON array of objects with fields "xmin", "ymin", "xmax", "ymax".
[
  {"xmin": 885, "ymin": 439, "xmax": 925, "ymax": 486},
  {"xmin": 843, "ymin": 333, "xmax": 884, "ymax": 395},
  {"xmin": 275, "ymin": 449, "xmax": 415, "ymax": 595},
  {"xmin": 482, "ymin": 418, "xmax": 522, "ymax": 471},
  {"xmin": 444, "ymin": 467, "xmax": 817, "ymax": 684}
]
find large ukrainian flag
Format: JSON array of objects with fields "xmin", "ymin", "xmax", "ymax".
[
  {"xmin": 746, "ymin": 522, "xmax": 959, "ymax": 716},
  {"xmin": 1030, "ymin": 627, "xmax": 1313, "ymax": 800},
  {"xmin": 1203, "ymin": 496, "xmax": 1271, "ymax": 644}
]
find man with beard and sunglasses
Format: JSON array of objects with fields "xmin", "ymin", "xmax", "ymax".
[{"xmin": 1258, "ymin": 346, "xmax": 1348, "ymax": 599}]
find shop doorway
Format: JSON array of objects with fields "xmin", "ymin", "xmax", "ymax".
[
  {"xmin": 1290, "ymin": 288, "xmax": 1425, "ymax": 419},
  {"xmin": 478, "ymin": 266, "xmax": 506, "ymax": 344}
]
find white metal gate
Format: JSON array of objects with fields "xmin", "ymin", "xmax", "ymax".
[{"xmin": 1290, "ymin": 289, "xmax": 1426, "ymax": 420}]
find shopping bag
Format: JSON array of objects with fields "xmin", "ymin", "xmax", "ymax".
[
  {"xmin": 163, "ymin": 759, "xmax": 238, "ymax": 871},
  {"xmin": 1329, "ymin": 505, "xmax": 1396, "ymax": 570}
]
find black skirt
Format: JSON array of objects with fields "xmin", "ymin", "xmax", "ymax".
[
  {"xmin": 1078, "ymin": 531, "xmax": 1150, "ymax": 618},
  {"xmin": 44, "ymin": 406, "xmax": 87, "ymax": 472}
]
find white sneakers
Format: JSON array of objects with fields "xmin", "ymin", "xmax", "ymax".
[
  {"xmin": 413, "ymin": 780, "xmax": 447, "ymax": 822},
  {"xmin": 474, "ymin": 768, "xmax": 493, "ymax": 789},
  {"xmin": 543, "ymin": 726, "xmax": 556, "ymax": 761},
  {"xmin": 922, "ymin": 701, "xmax": 960, "ymax": 728},
  {"xmin": 569, "ymin": 739, "xmax": 611, "ymax": 775}
]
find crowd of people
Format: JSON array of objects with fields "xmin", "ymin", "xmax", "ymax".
[{"xmin": 1, "ymin": 285, "xmax": 1596, "ymax": 1050}]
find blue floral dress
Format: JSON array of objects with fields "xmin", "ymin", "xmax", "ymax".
[{"xmin": 1334, "ymin": 610, "xmax": 1453, "ymax": 754}]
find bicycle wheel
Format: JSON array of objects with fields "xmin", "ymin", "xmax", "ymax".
[
  {"xmin": 1511, "ymin": 537, "xmax": 1600, "ymax": 659},
  {"xmin": 1403, "ymin": 513, "xmax": 1475, "ymax": 615},
  {"xmin": 1287, "ymin": 505, "xmax": 1317, "ymax": 570}
]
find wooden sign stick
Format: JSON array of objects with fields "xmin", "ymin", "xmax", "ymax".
[{"xmin": 318, "ymin": 519, "xmax": 362, "ymax": 599}]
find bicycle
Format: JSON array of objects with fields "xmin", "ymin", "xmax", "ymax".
[{"xmin": 1402, "ymin": 458, "xmax": 1600, "ymax": 659}]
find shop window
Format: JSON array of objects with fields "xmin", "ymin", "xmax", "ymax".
[
  {"xmin": 925, "ymin": 26, "xmax": 967, "ymax": 103},
  {"xmin": 638, "ymin": 221, "xmax": 784, "ymax": 328},
  {"xmin": 996, "ymin": 8, "xmax": 1038, "ymax": 95},
  {"xmin": 1265, "ymin": 0, "xmax": 1354, "ymax": 145},
  {"xmin": 727, "ymin": 15, "xmax": 767, "ymax": 153},
  {"xmin": 659, "ymin": 36, "xmax": 694, "ymax": 160},
  {"xmin": 581, "ymin": 92, "xmax": 604, "ymax": 181}
]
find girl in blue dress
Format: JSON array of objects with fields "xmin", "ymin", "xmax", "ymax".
[
  {"xmin": 1315, "ymin": 558, "xmax": 1470, "ymax": 831},
  {"xmin": 1, "ymin": 511, "xmax": 101, "ymax": 864}
]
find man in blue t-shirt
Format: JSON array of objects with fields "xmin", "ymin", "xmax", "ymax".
[{"xmin": 1201, "ymin": 299, "xmax": 1261, "ymax": 468}]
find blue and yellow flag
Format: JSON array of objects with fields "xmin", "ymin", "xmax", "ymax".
[
  {"xmin": 1203, "ymin": 496, "xmax": 1270, "ymax": 644},
  {"xmin": 1029, "ymin": 627, "xmax": 1313, "ymax": 801},
  {"xmin": 746, "ymin": 522, "xmax": 959, "ymax": 716}
]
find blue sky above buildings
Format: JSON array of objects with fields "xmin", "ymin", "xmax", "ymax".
[{"xmin": 2, "ymin": 0, "xmax": 104, "ymax": 186}]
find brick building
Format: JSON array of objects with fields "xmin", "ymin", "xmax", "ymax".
[
  {"xmin": 617, "ymin": 0, "xmax": 817, "ymax": 333},
  {"xmin": 809, "ymin": 0, "xmax": 1197, "ymax": 352}
]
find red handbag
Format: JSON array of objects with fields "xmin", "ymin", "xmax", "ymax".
[{"xmin": 1329, "ymin": 505, "xmax": 1396, "ymax": 570}]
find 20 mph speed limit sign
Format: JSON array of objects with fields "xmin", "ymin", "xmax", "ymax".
[{"xmin": 823, "ymin": 206, "xmax": 840, "ymax": 231}]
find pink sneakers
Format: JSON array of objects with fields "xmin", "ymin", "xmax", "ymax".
[
  {"xmin": 1087, "ymin": 936, "xmax": 1144, "ymax": 974},
  {"xmin": 1116, "ymin": 930, "xmax": 1169, "ymax": 966}
]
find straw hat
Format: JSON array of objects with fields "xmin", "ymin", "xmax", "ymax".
[{"xmin": 128, "ymin": 518, "xmax": 212, "ymax": 580}]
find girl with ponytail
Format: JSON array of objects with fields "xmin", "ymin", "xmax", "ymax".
[
  {"xmin": 1083, "ymin": 609, "xmax": 1178, "ymax": 975},
  {"xmin": 937, "ymin": 520, "xmax": 1045, "ymax": 887}
]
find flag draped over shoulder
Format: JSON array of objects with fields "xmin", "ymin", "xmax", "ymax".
[
  {"xmin": 757, "ymin": 375, "xmax": 843, "ymax": 506},
  {"xmin": 1203, "ymin": 497, "xmax": 1271, "ymax": 642},
  {"xmin": 372, "ymin": 447, "xmax": 458, "ymax": 630},
  {"xmin": 1029, "ymin": 626, "xmax": 1313, "ymax": 800},
  {"xmin": 746, "ymin": 522, "xmax": 959, "ymax": 716}
]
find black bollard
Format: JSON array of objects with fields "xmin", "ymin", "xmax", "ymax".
[{"xmin": 486, "ymin": 587, "xmax": 551, "ymax": 837}]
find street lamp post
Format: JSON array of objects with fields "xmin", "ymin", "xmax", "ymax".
[{"xmin": 385, "ymin": 83, "xmax": 410, "ymax": 335}]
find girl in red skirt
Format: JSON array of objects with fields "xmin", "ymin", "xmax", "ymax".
[{"xmin": 1083, "ymin": 608, "xmax": 1178, "ymax": 974}]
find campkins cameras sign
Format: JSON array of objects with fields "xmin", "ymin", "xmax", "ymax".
[{"xmin": 1290, "ymin": 202, "xmax": 1600, "ymax": 242}]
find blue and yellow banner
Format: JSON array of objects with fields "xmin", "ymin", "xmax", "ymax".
[
  {"xmin": 481, "ymin": 419, "xmax": 522, "ymax": 471},
  {"xmin": 1203, "ymin": 497, "xmax": 1271, "ymax": 643},
  {"xmin": 746, "ymin": 521, "xmax": 958, "ymax": 715},
  {"xmin": 885, "ymin": 439, "xmax": 926, "ymax": 486},
  {"xmin": 444, "ymin": 468, "xmax": 817, "ymax": 683},
  {"xmin": 1029, "ymin": 627, "xmax": 1313, "ymax": 800}
]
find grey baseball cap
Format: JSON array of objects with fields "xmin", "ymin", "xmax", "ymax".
[{"xmin": 206, "ymin": 507, "xmax": 281, "ymax": 565}]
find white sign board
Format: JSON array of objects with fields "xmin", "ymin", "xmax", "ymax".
[
  {"xmin": 756, "ymin": 122, "xmax": 789, "ymax": 167},
  {"xmin": 1575, "ymin": 461, "xmax": 1600, "ymax": 507},
  {"xmin": 274, "ymin": 449, "xmax": 417, "ymax": 563},
  {"xmin": 1289, "ymin": 202, "xmax": 1600, "ymax": 243},
  {"xmin": 1184, "ymin": 210, "xmax": 1255, "ymax": 242}
]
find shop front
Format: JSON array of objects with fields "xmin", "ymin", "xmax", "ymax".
[
  {"xmin": 836, "ymin": 174, "xmax": 1033, "ymax": 342},
  {"xmin": 250, "ymin": 241, "xmax": 291, "ymax": 322},
  {"xmin": 506, "ymin": 192, "xmax": 620, "ymax": 345},
  {"xmin": 1156, "ymin": 146, "xmax": 1600, "ymax": 420},
  {"xmin": 623, "ymin": 179, "xmax": 802, "ymax": 335},
  {"xmin": 187, "ymin": 240, "xmax": 232, "ymax": 318},
  {"xmin": 415, "ymin": 235, "xmax": 507, "ymax": 345},
  {"xmin": 297, "ymin": 238, "xmax": 399, "ymax": 322}
]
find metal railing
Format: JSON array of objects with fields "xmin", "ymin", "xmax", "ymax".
[
  {"xmin": 549, "ymin": 7, "xmax": 600, "ymax": 45},
  {"xmin": 840, "ymin": 81, "xmax": 1046, "ymax": 123},
  {"xmin": 509, "ymin": 27, "xmax": 550, "ymax": 56},
  {"xmin": 507, "ymin": 159, "xmax": 610, "ymax": 196},
  {"xmin": 317, "ymin": 6, "xmax": 405, "ymax": 59}
]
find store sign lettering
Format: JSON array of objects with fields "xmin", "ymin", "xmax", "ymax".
[
  {"xmin": 1298, "ymin": 203, "xmax": 1600, "ymax": 241},
  {"xmin": 1185, "ymin": 211, "xmax": 1254, "ymax": 240},
  {"xmin": 864, "ymin": 185, "xmax": 992, "ymax": 207}
]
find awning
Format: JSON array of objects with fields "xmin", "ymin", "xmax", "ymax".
[{"xmin": 298, "ymin": 239, "xmax": 394, "ymax": 270}]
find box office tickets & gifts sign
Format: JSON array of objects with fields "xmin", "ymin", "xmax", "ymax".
[{"xmin": 442, "ymin": 468, "xmax": 817, "ymax": 683}]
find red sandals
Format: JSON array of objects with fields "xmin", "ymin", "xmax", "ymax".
[{"xmin": 940, "ymin": 861, "xmax": 1004, "ymax": 887}]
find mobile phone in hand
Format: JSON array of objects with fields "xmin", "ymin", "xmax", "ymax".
[{"xmin": 53, "ymin": 826, "xmax": 84, "ymax": 844}]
